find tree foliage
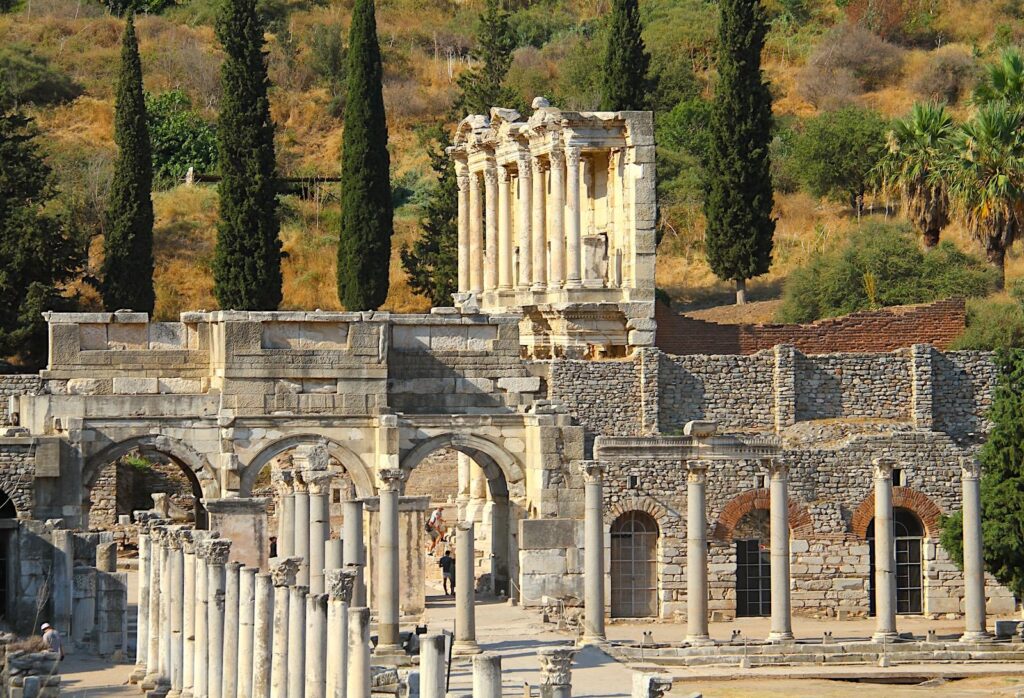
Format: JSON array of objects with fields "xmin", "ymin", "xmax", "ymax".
[
  {"xmin": 101, "ymin": 17, "xmax": 155, "ymax": 314},
  {"xmin": 601, "ymin": 0, "xmax": 650, "ymax": 111},
  {"xmin": 146, "ymin": 90, "xmax": 218, "ymax": 189},
  {"xmin": 973, "ymin": 47, "xmax": 1024, "ymax": 106},
  {"xmin": 455, "ymin": 0, "xmax": 518, "ymax": 116},
  {"xmin": 213, "ymin": 0, "xmax": 282, "ymax": 310},
  {"xmin": 337, "ymin": 0, "xmax": 392, "ymax": 311},
  {"xmin": 703, "ymin": 0, "xmax": 775, "ymax": 303},
  {"xmin": 0, "ymin": 45, "xmax": 81, "ymax": 109},
  {"xmin": 0, "ymin": 104, "xmax": 84, "ymax": 367}
]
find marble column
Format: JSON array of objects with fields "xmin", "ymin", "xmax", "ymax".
[
  {"xmin": 144, "ymin": 527, "xmax": 163, "ymax": 688},
  {"xmin": 581, "ymin": 462, "xmax": 606, "ymax": 644},
  {"xmin": 516, "ymin": 153, "xmax": 533, "ymax": 288},
  {"xmin": 306, "ymin": 469, "xmax": 334, "ymax": 595},
  {"xmin": 472, "ymin": 653, "xmax": 501, "ymax": 698},
  {"xmin": 538, "ymin": 647, "xmax": 576, "ymax": 698},
  {"xmin": 343, "ymin": 499, "xmax": 366, "ymax": 607},
  {"xmin": 530, "ymin": 156, "xmax": 547, "ymax": 291},
  {"xmin": 420, "ymin": 634, "xmax": 446, "ymax": 698},
  {"xmin": 288, "ymin": 585, "xmax": 309, "ymax": 698},
  {"xmin": 768, "ymin": 458, "xmax": 794, "ymax": 642},
  {"xmin": 193, "ymin": 540, "xmax": 209, "ymax": 698},
  {"xmin": 181, "ymin": 535, "xmax": 196, "ymax": 698},
  {"xmin": 872, "ymin": 457, "xmax": 898, "ymax": 643},
  {"xmin": 960, "ymin": 457, "xmax": 990, "ymax": 642},
  {"xmin": 484, "ymin": 164, "xmax": 498, "ymax": 292},
  {"xmin": 685, "ymin": 460, "xmax": 711, "ymax": 645},
  {"xmin": 564, "ymin": 146, "xmax": 582, "ymax": 289},
  {"xmin": 325, "ymin": 539, "xmax": 343, "ymax": 572},
  {"xmin": 497, "ymin": 166, "xmax": 513, "ymax": 291},
  {"xmin": 347, "ymin": 607, "xmax": 371, "ymax": 698},
  {"xmin": 238, "ymin": 566, "xmax": 257, "ymax": 698},
  {"xmin": 221, "ymin": 561, "xmax": 241, "ymax": 698},
  {"xmin": 294, "ymin": 475, "xmax": 311, "ymax": 586},
  {"xmin": 326, "ymin": 568, "xmax": 356, "ymax": 698},
  {"xmin": 469, "ymin": 170, "xmax": 484, "ymax": 294},
  {"xmin": 205, "ymin": 539, "xmax": 231, "ymax": 698},
  {"xmin": 305, "ymin": 593, "xmax": 328, "ymax": 698},
  {"xmin": 252, "ymin": 571, "xmax": 274, "ymax": 698},
  {"xmin": 376, "ymin": 467, "xmax": 405, "ymax": 656},
  {"xmin": 159, "ymin": 531, "xmax": 172, "ymax": 688},
  {"xmin": 131, "ymin": 532, "xmax": 150, "ymax": 683},
  {"xmin": 453, "ymin": 521, "xmax": 480, "ymax": 655},
  {"xmin": 457, "ymin": 162, "xmax": 470, "ymax": 294},
  {"xmin": 548, "ymin": 148, "xmax": 565, "ymax": 288},
  {"xmin": 274, "ymin": 470, "xmax": 296, "ymax": 558},
  {"xmin": 270, "ymin": 558, "xmax": 299, "ymax": 698},
  {"xmin": 168, "ymin": 534, "xmax": 185, "ymax": 697}
]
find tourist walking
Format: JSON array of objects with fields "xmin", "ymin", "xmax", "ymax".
[
  {"xmin": 438, "ymin": 549, "xmax": 456, "ymax": 596},
  {"xmin": 426, "ymin": 506, "xmax": 447, "ymax": 554}
]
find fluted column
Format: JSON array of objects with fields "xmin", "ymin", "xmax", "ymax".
[
  {"xmin": 252, "ymin": 571, "xmax": 274, "ymax": 698},
  {"xmin": 205, "ymin": 540, "xmax": 231, "ymax": 698},
  {"xmin": 326, "ymin": 568, "xmax": 356, "ymax": 698},
  {"xmin": 343, "ymin": 499, "xmax": 366, "ymax": 607},
  {"xmin": 686, "ymin": 460, "xmax": 711, "ymax": 645},
  {"xmin": 960, "ymin": 457, "xmax": 990, "ymax": 642},
  {"xmin": 497, "ymin": 166, "xmax": 513, "ymax": 290},
  {"xmin": 531, "ymin": 156, "xmax": 547, "ymax": 291},
  {"xmin": 294, "ymin": 474, "xmax": 311, "ymax": 587},
  {"xmin": 564, "ymin": 146, "xmax": 582, "ymax": 288},
  {"xmin": 270, "ymin": 558, "xmax": 299, "ymax": 698},
  {"xmin": 237, "ymin": 566, "xmax": 257, "ymax": 698},
  {"xmin": 767, "ymin": 458, "xmax": 793, "ymax": 642},
  {"xmin": 375, "ymin": 467, "xmax": 405, "ymax": 655},
  {"xmin": 484, "ymin": 164, "xmax": 498, "ymax": 292},
  {"xmin": 872, "ymin": 457, "xmax": 898, "ymax": 643},
  {"xmin": 457, "ymin": 160, "xmax": 470, "ymax": 294},
  {"xmin": 581, "ymin": 462, "xmax": 606, "ymax": 644},
  {"xmin": 287, "ymin": 585, "xmax": 308, "ymax": 698},
  {"xmin": 453, "ymin": 520, "xmax": 480, "ymax": 655},
  {"xmin": 549, "ymin": 148, "xmax": 565, "ymax": 288},
  {"xmin": 181, "ymin": 535, "xmax": 196, "ymax": 698},
  {"xmin": 273, "ymin": 470, "xmax": 296, "ymax": 558},
  {"xmin": 517, "ymin": 152, "xmax": 532, "ymax": 288},
  {"xmin": 131, "ymin": 532, "xmax": 150, "ymax": 683}
]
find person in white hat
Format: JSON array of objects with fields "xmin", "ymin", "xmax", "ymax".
[{"xmin": 41, "ymin": 623, "xmax": 63, "ymax": 659}]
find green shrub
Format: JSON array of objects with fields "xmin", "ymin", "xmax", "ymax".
[
  {"xmin": 507, "ymin": 2, "xmax": 576, "ymax": 48},
  {"xmin": 0, "ymin": 46, "xmax": 82, "ymax": 109},
  {"xmin": 145, "ymin": 90, "xmax": 218, "ymax": 189},
  {"xmin": 777, "ymin": 222, "xmax": 996, "ymax": 323},
  {"xmin": 951, "ymin": 298, "xmax": 1024, "ymax": 350},
  {"xmin": 104, "ymin": 0, "xmax": 177, "ymax": 16}
]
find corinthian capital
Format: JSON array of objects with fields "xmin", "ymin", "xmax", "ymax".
[
  {"xmin": 377, "ymin": 467, "xmax": 405, "ymax": 493},
  {"xmin": 872, "ymin": 457, "xmax": 895, "ymax": 480},
  {"xmin": 961, "ymin": 456, "xmax": 982, "ymax": 481},
  {"xmin": 579, "ymin": 461, "xmax": 606, "ymax": 484}
]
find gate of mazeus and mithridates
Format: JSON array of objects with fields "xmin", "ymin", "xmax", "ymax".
[{"xmin": 610, "ymin": 510, "xmax": 659, "ymax": 618}]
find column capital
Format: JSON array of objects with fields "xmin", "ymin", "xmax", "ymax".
[
  {"xmin": 454, "ymin": 158, "xmax": 469, "ymax": 179},
  {"xmin": 685, "ymin": 460, "xmax": 711, "ymax": 483},
  {"xmin": 165, "ymin": 529, "xmax": 183, "ymax": 551},
  {"xmin": 468, "ymin": 169, "xmax": 481, "ymax": 191},
  {"xmin": 537, "ymin": 647, "xmax": 576, "ymax": 685},
  {"xmin": 325, "ymin": 568, "xmax": 357, "ymax": 604},
  {"xmin": 271, "ymin": 469, "xmax": 295, "ymax": 495},
  {"xmin": 377, "ymin": 467, "xmax": 405, "ymax": 492},
  {"xmin": 483, "ymin": 164, "xmax": 499, "ymax": 187},
  {"xmin": 497, "ymin": 164, "xmax": 511, "ymax": 183},
  {"xmin": 293, "ymin": 442, "xmax": 330, "ymax": 471},
  {"xmin": 565, "ymin": 144, "xmax": 581, "ymax": 167},
  {"xmin": 531, "ymin": 155, "xmax": 547, "ymax": 174},
  {"xmin": 764, "ymin": 457, "xmax": 789, "ymax": 478},
  {"xmin": 271, "ymin": 557, "xmax": 301, "ymax": 587},
  {"xmin": 200, "ymin": 539, "xmax": 231, "ymax": 567},
  {"xmin": 961, "ymin": 456, "xmax": 982, "ymax": 481},
  {"xmin": 177, "ymin": 529, "xmax": 196, "ymax": 554},
  {"xmin": 872, "ymin": 457, "xmax": 896, "ymax": 479},
  {"xmin": 579, "ymin": 461, "xmax": 606, "ymax": 484},
  {"xmin": 549, "ymin": 147, "xmax": 565, "ymax": 166},
  {"xmin": 303, "ymin": 469, "xmax": 335, "ymax": 495}
]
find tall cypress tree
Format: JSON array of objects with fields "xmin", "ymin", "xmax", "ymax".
[
  {"xmin": 213, "ymin": 0, "xmax": 281, "ymax": 310},
  {"xmin": 601, "ymin": 0, "xmax": 650, "ymax": 111},
  {"xmin": 101, "ymin": 15, "xmax": 155, "ymax": 314},
  {"xmin": 703, "ymin": 0, "xmax": 775, "ymax": 305},
  {"xmin": 337, "ymin": 0, "xmax": 392, "ymax": 311}
]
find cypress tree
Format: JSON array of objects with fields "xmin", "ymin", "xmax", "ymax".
[
  {"xmin": 601, "ymin": 0, "xmax": 650, "ymax": 111},
  {"xmin": 213, "ymin": 0, "xmax": 281, "ymax": 310},
  {"xmin": 703, "ymin": 0, "xmax": 775, "ymax": 305},
  {"xmin": 337, "ymin": 0, "xmax": 392, "ymax": 311},
  {"xmin": 101, "ymin": 15, "xmax": 155, "ymax": 314}
]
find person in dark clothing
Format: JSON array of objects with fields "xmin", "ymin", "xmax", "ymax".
[{"xmin": 438, "ymin": 550, "xmax": 456, "ymax": 596}]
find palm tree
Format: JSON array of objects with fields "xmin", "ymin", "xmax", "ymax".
[
  {"xmin": 876, "ymin": 102, "xmax": 955, "ymax": 248},
  {"xmin": 943, "ymin": 101, "xmax": 1024, "ymax": 289},
  {"xmin": 973, "ymin": 48, "xmax": 1024, "ymax": 106}
]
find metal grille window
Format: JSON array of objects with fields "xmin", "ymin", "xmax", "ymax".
[
  {"xmin": 610, "ymin": 511, "xmax": 659, "ymax": 618},
  {"xmin": 735, "ymin": 539, "xmax": 771, "ymax": 617},
  {"xmin": 868, "ymin": 507, "xmax": 924, "ymax": 615}
]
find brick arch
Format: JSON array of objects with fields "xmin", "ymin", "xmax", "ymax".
[
  {"xmin": 851, "ymin": 487, "xmax": 943, "ymax": 539},
  {"xmin": 605, "ymin": 497, "xmax": 678, "ymax": 531},
  {"xmin": 711, "ymin": 489, "xmax": 814, "ymax": 542}
]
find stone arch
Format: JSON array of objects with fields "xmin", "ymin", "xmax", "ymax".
[
  {"xmin": 711, "ymin": 489, "xmax": 814, "ymax": 542},
  {"xmin": 83, "ymin": 434, "xmax": 218, "ymax": 499},
  {"xmin": 605, "ymin": 497, "xmax": 677, "ymax": 531},
  {"xmin": 400, "ymin": 433, "xmax": 525, "ymax": 501},
  {"xmin": 239, "ymin": 434, "xmax": 375, "ymax": 498},
  {"xmin": 851, "ymin": 486, "xmax": 943, "ymax": 539}
]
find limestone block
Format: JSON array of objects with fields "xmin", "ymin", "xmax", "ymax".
[
  {"xmin": 79, "ymin": 324, "xmax": 108, "ymax": 350},
  {"xmin": 300, "ymin": 322, "xmax": 349, "ymax": 348},
  {"xmin": 523, "ymin": 550, "xmax": 568, "ymax": 576},
  {"xmin": 67, "ymin": 379, "xmax": 111, "ymax": 396},
  {"xmin": 392, "ymin": 325, "xmax": 431, "ymax": 351},
  {"xmin": 466, "ymin": 325, "xmax": 497, "ymax": 351},
  {"xmin": 520, "ymin": 519, "xmax": 579, "ymax": 550},
  {"xmin": 50, "ymin": 324, "xmax": 81, "ymax": 365},
  {"xmin": 157, "ymin": 378, "xmax": 202, "ymax": 394},
  {"xmin": 148, "ymin": 322, "xmax": 186, "ymax": 350},
  {"xmin": 303, "ymin": 379, "xmax": 337, "ymax": 394},
  {"xmin": 497, "ymin": 377, "xmax": 540, "ymax": 393},
  {"xmin": 455, "ymin": 377, "xmax": 494, "ymax": 393},
  {"xmin": 112, "ymin": 377, "xmax": 158, "ymax": 395},
  {"xmin": 831, "ymin": 578, "xmax": 862, "ymax": 591},
  {"xmin": 107, "ymin": 323, "xmax": 147, "ymax": 349},
  {"xmin": 430, "ymin": 326, "xmax": 467, "ymax": 352},
  {"xmin": 502, "ymin": 438, "xmax": 525, "ymax": 454},
  {"xmin": 790, "ymin": 539, "xmax": 809, "ymax": 554},
  {"xmin": 628, "ymin": 330, "xmax": 655, "ymax": 346}
]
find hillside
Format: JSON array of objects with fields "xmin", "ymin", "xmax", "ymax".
[{"xmin": 2, "ymin": 0, "xmax": 1024, "ymax": 318}]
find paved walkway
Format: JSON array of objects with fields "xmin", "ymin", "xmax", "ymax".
[{"xmin": 58, "ymin": 652, "xmax": 136, "ymax": 697}]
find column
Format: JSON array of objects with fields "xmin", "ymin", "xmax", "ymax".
[
  {"xmin": 517, "ymin": 152, "xmax": 532, "ymax": 288},
  {"xmin": 457, "ymin": 161, "xmax": 470, "ymax": 294},
  {"xmin": 960, "ymin": 457, "xmax": 990, "ymax": 642},
  {"xmin": 346, "ymin": 607, "xmax": 371, "ymax": 698},
  {"xmin": 305, "ymin": 594, "xmax": 328, "ymax": 698},
  {"xmin": 685, "ymin": 460, "xmax": 711, "ymax": 645},
  {"xmin": 326, "ymin": 569, "xmax": 356, "ymax": 698},
  {"xmin": 484, "ymin": 163, "xmax": 498, "ymax": 292},
  {"xmin": 375, "ymin": 468, "xmax": 405, "ymax": 655},
  {"xmin": 469, "ymin": 170, "xmax": 484, "ymax": 294},
  {"xmin": 205, "ymin": 540, "xmax": 231, "ymax": 698},
  {"xmin": 238, "ymin": 567, "xmax": 257, "ymax": 698},
  {"xmin": 273, "ymin": 470, "xmax": 296, "ymax": 558},
  {"xmin": 252, "ymin": 572, "xmax": 274, "ymax": 698},
  {"xmin": 453, "ymin": 520, "xmax": 480, "ymax": 655},
  {"xmin": 221, "ymin": 562, "xmax": 241, "ymax": 698},
  {"xmin": 306, "ymin": 469, "xmax": 334, "ymax": 595},
  {"xmin": 872, "ymin": 457, "xmax": 898, "ymax": 643},
  {"xmin": 767, "ymin": 458, "xmax": 794, "ymax": 642},
  {"xmin": 131, "ymin": 532, "xmax": 150, "ymax": 683},
  {"xmin": 270, "ymin": 558, "xmax": 299, "ymax": 698},
  {"xmin": 294, "ymin": 476, "xmax": 311, "ymax": 586},
  {"xmin": 581, "ymin": 462, "xmax": 606, "ymax": 644},
  {"xmin": 472, "ymin": 653, "xmax": 502, "ymax": 698},
  {"xmin": 326, "ymin": 539, "xmax": 343, "ymax": 572},
  {"xmin": 538, "ymin": 647, "xmax": 576, "ymax": 698},
  {"xmin": 159, "ymin": 531, "xmax": 172, "ymax": 688},
  {"xmin": 497, "ymin": 166, "xmax": 513, "ymax": 290},
  {"xmin": 181, "ymin": 535, "xmax": 196, "ymax": 698},
  {"xmin": 287, "ymin": 586, "xmax": 308, "ymax": 698},
  {"xmin": 193, "ymin": 539, "xmax": 209, "ymax": 698},
  {"xmin": 420, "ymin": 634, "xmax": 446, "ymax": 698},
  {"xmin": 549, "ymin": 148, "xmax": 565, "ymax": 288},
  {"xmin": 168, "ymin": 534, "xmax": 184, "ymax": 697},
  {"xmin": 531, "ymin": 156, "xmax": 547, "ymax": 291},
  {"xmin": 564, "ymin": 145, "xmax": 582, "ymax": 288},
  {"xmin": 144, "ymin": 526, "xmax": 162, "ymax": 688},
  {"xmin": 343, "ymin": 499, "xmax": 366, "ymax": 607}
]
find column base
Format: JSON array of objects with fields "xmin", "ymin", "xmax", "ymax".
[
  {"xmin": 766, "ymin": 631, "xmax": 795, "ymax": 644},
  {"xmin": 129, "ymin": 666, "xmax": 147, "ymax": 683},
  {"xmin": 372, "ymin": 646, "xmax": 412, "ymax": 666},
  {"xmin": 564, "ymin": 279, "xmax": 582, "ymax": 290},
  {"xmin": 530, "ymin": 283, "xmax": 547, "ymax": 293},
  {"xmin": 452, "ymin": 639, "xmax": 482, "ymax": 656},
  {"xmin": 959, "ymin": 630, "xmax": 993, "ymax": 643},
  {"xmin": 871, "ymin": 631, "xmax": 899, "ymax": 643},
  {"xmin": 141, "ymin": 673, "xmax": 161, "ymax": 691},
  {"xmin": 685, "ymin": 635, "xmax": 715, "ymax": 647},
  {"xmin": 578, "ymin": 633, "xmax": 606, "ymax": 646}
]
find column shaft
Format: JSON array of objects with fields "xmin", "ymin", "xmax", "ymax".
[
  {"xmin": 132, "ymin": 533, "xmax": 150, "ymax": 681},
  {"xmin": 221, "ymin": 562, "xmax": 241, "ymax": 698},
  {"xmin": 517, "ymin": 156, "xmax": 532, "ymax": 288},
  {"xmin": 193, "ymin": 556, "xmax": 208, "ymax": 698},
  {"xmin": 280, "ymin": 493, "xmax": 295, "ymax": 558},
  {"xmin": 346, "ymin": 607, "xmax": 371, "ymax": 698},
  {"xmin": 453, "ymin": 521, "xmax": 480, "ymax": 654},
  {"xmin": 326, "ymin": 539, "xmax": 343, "ymax": 572},
  {"xmin": 207, "ymin": 560, "xmax": 227, "ymax": 698},
  {"xmin": 497, "ymin": 167, "xmax": 513, "ymax": 290},
  {"xmin": 420, "ymin": 634, "xmax": 446, "ymax": 698},
  {"xmin": 287, "ymin": 586, "xmax": 308, "ymax": 698},
  {"xmin": 565, "ymin": 147, "xmax": 582, "ymax": 288},
  {"xmin": 237, "ymin": 567, "xmax": 257, "ymax": 698},
  {"xmin": 469, "ymin": 171, "xmax": 484, "ymax": 294},
  {"xmin": 582, "ymin": 463, "xmax": 606, "ymax": 643},
  {"xmin": 531, "ymin": 157, "xmax": 547, "ymax": 291},
  {"xmin": 484, "ymin": 166, "xmax": 498, "ymax": 291},
  {"xmin": 872, "ymin": 459, "xmax": 898, "ymax": 642},
  {"xmin": 169, "ymin": 544, "xmax": 184, "ymax": 696},
  {"xmin": 294, "ymin": 490, "xmax": 311, "ymax": 586},
  {"xmin": 306, "ymin": 594, "xmax": 328, "ymax": 698},
  {"xmin": 327, "ymin": 598, "xmax": 349, "ymax": 698},
  {"xmin": 376, "ymin": 475, "xmax": 402, "ymax": 653},
  {"xmin": 686, "ymin": 463, "xmax": 710, "ymax": 643},
  {"xmin": 145, "ymin": 532, "xmax": 161, "ymax": 684},
  {"xmin": 343, "ymin": 500, "xmax": 366, "ymax": 607},
  {"xmin": 768, "ymin": 461, "xmax": 793, "ymax": 642},
  {"xmin": 160, "ymin": 540, "xmax": 171, "ymax": 685},
  {"xmin": 270, "ymin": 585, "xmax": 290, "ymax": 698},
  {"xmin": 457, "ymin": 166, "xmax": 470, "ymax": 293},
  {"xmin": 310, "ymin": 492, "xmax": 330, "ymax": 594},
  {"xmin": 961, "ymin": 459, "xmax": 989, "ymax": 641},
  {"xmin": 252, "ymin": 573, "xmax": 274, "ymax": 698},
  {"xmin": 182, "ymin": 548, "xmax": 195, "ymax": 696},
  {"xmin": 472, "ymin": 653, "xmax": 501, "ymax": 698},
  {"xmin": 549, "ymin": 150, "xmax": 565, "ymax": 288}
]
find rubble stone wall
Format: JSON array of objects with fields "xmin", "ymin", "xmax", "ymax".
[{"xmin": 0, "ymin": 376, "xmax": 41, "ymax": 426}]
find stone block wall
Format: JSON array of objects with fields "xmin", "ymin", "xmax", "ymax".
[
  {"xmin": 517, "ymin": 519, "xmax": 584, "ymax": 607},
  {"xmin": 1, "ymin": 648, "xmax": 60, "ymax": 698},
  {"xmin": 658, "ymin": 353, "xmax": 777, "ymax": 434},
  {"xmin": 932, "ymin": 350, "xmax": 997, "ymax": 439},
  {"xmin": 548, "ymin": 356, "xmax": 643, "ymax": 440},
  {"xmin": 793, "ymin": 352, "xmax": 912, "ymax": 422},
  {"xmin": 0, "ymin": 443, "xmax": 34, "ymax": 516},
  {"xmin": 0, "ymin": 376, "xmax": 41, "ymax": 427}
]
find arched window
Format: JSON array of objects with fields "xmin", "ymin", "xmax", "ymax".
[
  {"xmin": 610, "ymin": 511, "xmax": 659, "ymax": 618},
  {"xmin": 868, "ymin": 507, "xmax": 924, "ymax": 615}
]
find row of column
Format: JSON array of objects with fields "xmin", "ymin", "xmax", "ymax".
[
  {"xmin": 579, "ymin": 456, "xmax": 991, "ymax": 645},
  {"xmin": 272, "ymin": 445, "xmax": 336, "ymax": 594}
]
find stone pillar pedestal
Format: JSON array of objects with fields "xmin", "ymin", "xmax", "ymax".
[
  {"xmin": 871, "ymin": 457, "xmax": 899, "ymax": 643},
  {"xmin": 538, "ymin": 647, "xmax": 576, "ymax": 698},
  {"xmin": 326, "ymin": 568, "xmax": 356, "ymax": 698},
  {"xmin": 220, "ymin": 561, "xmax": 241, "ymax": 698},
  {"xmin": 420, "ymin": 634, "xmax": 446, "ymax": 698},
  {"xmin": 453, "ymin": 521, "xmax": 480, "ymax": 655},
  {"xmin": 306, "ymin": 593, "xmax": 328, "ymax": 698},
  {"xmin": 375, "ymin": 468, "xmax": 405, "ymax": 657},
  {"xmin": 270, "ymin": 558, "xmax": 299, "ymax": 698},
  {"xmin": 472, "ymin": 653, "xmax": 502, "ymax": 698},
  {"xmin": 252, "ymin": 571, "xmax": 274, "ymax": 698},
  {"xmin": 343, "ymin": 499, "xmax": 365, "ymax": 607},
  {"xmin": 130, "ymin": 532, "xmax": 150, "ymax": 683},
  {"xmin": 685, "ymin": 461, "xmax": 712, "ymax": 645},
  {"xmin": 204, "ymin": 539, "xmax": 231, "ymax": 698},
  {"xmin": 960, "ymin": 457, "xmax": 991, "ymax": 642},
  {"xmin": 287, "ymin": 585, "xmax": 308, "ymax": 698},
  {"xmin": 347, "ymin": 607, "xmax": 371, "ymax": 698},
  {"xmin": 581, "ymin": 462, "xmax": 606, "ymax": 644},
  {"xmin": 767, "ymin": 458, "xmax": 794, "ymax": 643},
  {"xmin": 237, "ymin": 567, "xmax": 257, "ymax": 698}
]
